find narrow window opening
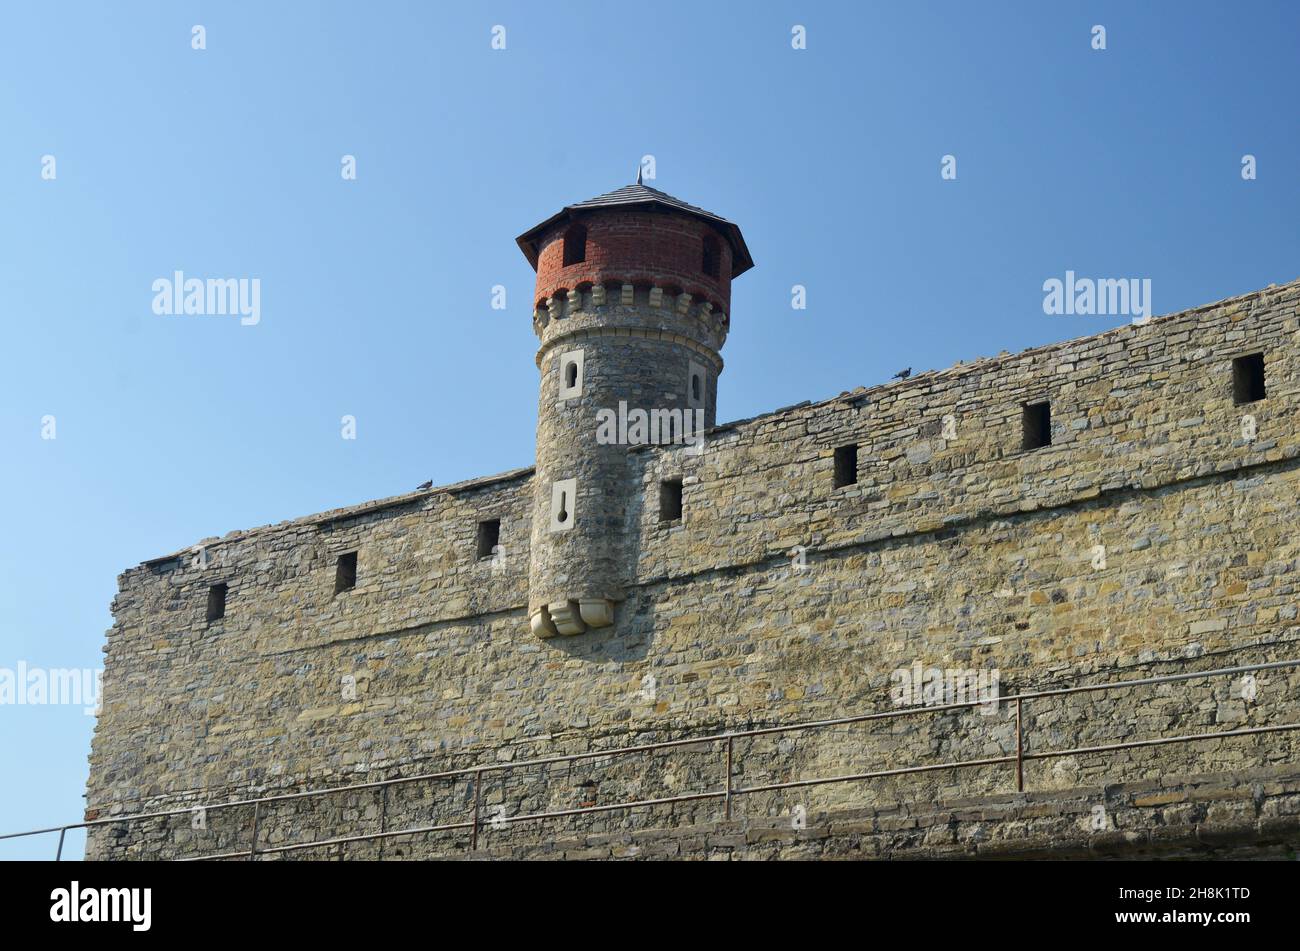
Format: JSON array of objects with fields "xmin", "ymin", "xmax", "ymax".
[
  {"xmin": 476, "ymin": 519, "xmax": 501, "ymax": 560},
  {"xmin": 558, "ymin": 350, "xmax": 584, "ymax": 398},
  {"xmin": 206, "ymin": 583, "xmax": 227, "ymax": 622},
  {"xmin": 1233, "ymin": 353, "xmax": 1265, "ymax": 404},
  {"xmin": 1022, "ymin": 401, "xmax": 1052, "ymax": 450},
  {"xmin": 334, "ymin": 551, "xmax": 358, "ymax": 594},
  {"xmin": 549, "ymin": 479, "xmax": 576, "ymax": 531},
  {"xmin": 562, "ymin": 224, "xmax": 587, "ymax": 267},
  {"xmin": 833, "ymin": 444, "xmax": 858, "ymax": 488},
  {"xmin": 701, "ymin": 235, "xmax": 720, "ymax": 278},
  {"xmin": 659, "ymin": 479, "xmax": 683, "ymax": 523},
  {"xmin": 691, "ymin": 374, "xmax": 702, "ymax": 402}
]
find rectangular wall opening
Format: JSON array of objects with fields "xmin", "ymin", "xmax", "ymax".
[
  {"xmin": 334, "ymin": 551, "xmax": 358, "ymax": 594},
  {"xmin": 476, "ymin": 519, "xmax": 501, "ymax": 560},
  {"xmin": 1233, "ymin": 353, "xmax": 1265, "ymax": 404},
  {"xmin": 206, "ymin": 583, "xmax": 227, "ymax": 622},
  {"xmin": 833, "ymin": 444, "xmax": 858, "ymax": 488},
  {"xmin": 1022, "ymin": 401, "xmax": 1052, "ymax": 450},
  {"xmin": 659, "ymin": 479, "xmax": 683, "ymax": 523}
]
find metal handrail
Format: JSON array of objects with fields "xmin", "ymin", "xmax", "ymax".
[{"xmin": 2, "ymin": 657, "xmax": 1297, "ymax": 860}]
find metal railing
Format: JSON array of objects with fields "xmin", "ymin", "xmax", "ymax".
[{"xmin": 4, "ymin": 658, "xmax": 1298, "ymax": 860}]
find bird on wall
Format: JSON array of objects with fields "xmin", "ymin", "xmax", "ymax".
[
  {"xmin": 416, "ymin": 480, "xmax": 433, "ymax": 490},
  {"xmin": 893, "ymin": 368, "xmax": 912, "ymax": 380}
]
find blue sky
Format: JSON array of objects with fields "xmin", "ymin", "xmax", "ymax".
[{"xmin": 1, "ymin": 1, "xmax": 1296, "ymax": 858}]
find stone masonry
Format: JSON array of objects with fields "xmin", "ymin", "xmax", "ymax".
[{"xmin": 84, "ymin": 180, "xmax": 1300, "ymax": 859}]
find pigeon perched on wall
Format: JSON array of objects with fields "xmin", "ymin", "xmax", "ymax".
[
  {"xmin": 416, "ymin": 480, "xmax": 433, "ymax": 490},
  {"xmin": 893, "ymin": 368, "xmax": 912, "ymax": 380}
]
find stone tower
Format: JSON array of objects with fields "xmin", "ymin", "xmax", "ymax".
[{"xmin": 516, "ymin": 179, "xmax": 753, "ymax": 637}]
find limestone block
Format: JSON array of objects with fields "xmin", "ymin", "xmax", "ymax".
[
  {"xmin": 579, "ymin": 598, "xmax": 615, "ymax": 628},
  {"xmin": 530, "ymin": 607, "xmax": 558, "ymax": 639},
  {"xmin": 548, "ymin": 600, "xmax": 586, "ymax": 635}
]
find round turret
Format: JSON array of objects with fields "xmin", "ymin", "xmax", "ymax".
[{"xmin": 516, "ymin": 180, "xmax": 752, "ymax": 636}]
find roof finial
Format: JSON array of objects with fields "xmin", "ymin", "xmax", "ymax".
[{"xmin": 636, "ymin": 162, "xmax": 643, "ymax": 186}]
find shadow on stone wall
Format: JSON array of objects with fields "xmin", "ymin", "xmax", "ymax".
[{"xmin": 87, "ymin": 647, "xmax": 1300, "ymax": 860}]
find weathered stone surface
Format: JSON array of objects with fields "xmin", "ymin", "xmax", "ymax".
[
  {"xmin": 82, "ymin": 194, "xmax": 1300, "ymax": 859},
  {"xmin": 450, "ymin": 766, "xmax": 1300, "ymax": 861}
]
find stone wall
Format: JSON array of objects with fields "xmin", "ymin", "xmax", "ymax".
[
  {"xmin": 452, "ymin": 764, "xmax": 1300, "ymax": 862},
  {"xmin": 85, "ymin": 278, "xmax": 1300, "ymax": 859},
  {"xmin": 528, "ymin": 284, "xmax": 724, "ymax": 629}
]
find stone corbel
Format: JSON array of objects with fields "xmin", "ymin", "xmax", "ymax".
[
  {"xmin": 532, "ymin": 599, "xmax": 614, "ymax": 637},
  {"xmin": 530, "ymin": 606, "xmax": 559, "ymax": 639},
  {"xmin": 547, "ymin": 600, "xmax": 586, "ymax": 636},
  {"xmin": 578, "ymin": 598, "xmax": 615, "ymax": 629}
]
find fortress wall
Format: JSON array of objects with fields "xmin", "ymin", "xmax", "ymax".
[
  {"xmin": 87, "ymin": 471, "xmax": 534, "ymax": 815},
  {"xmin": 633, "ymin": 282, "xmax": 1299, "ymax": 583},
  {"xmin": 86, "ymin": 453, "xmax": 1300, "ymax": 857},
  {"xmin": 86, "ymin": 281, "xmax": 1300, "ymax": 858}
]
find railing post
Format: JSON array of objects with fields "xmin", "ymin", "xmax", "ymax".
[
  {"xmin": 470, "ymin": 769, "xmax": 483, "ymax": 851},
  {"xmin": 55, "ymin": 827, "xmax": 66, "ymax": 861},
  {"xmin": 248, "ymin": 801, "xmax": 261, "ymax": 861},
  {"xmin": 1015, "ymin": 698, "xmax": 1025, "ymax": 793},
  {"xmin": 724, "ymin": 737, "xmax": 734, "ymax": 820},
  {"xmin": 378, "ymin": 784, "xmax": 389, "ymax": 861}
]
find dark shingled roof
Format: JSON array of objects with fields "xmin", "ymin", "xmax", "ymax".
[{"xmin": 517, "ymin": 182, "xmax": 753, "ymax": 277}]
